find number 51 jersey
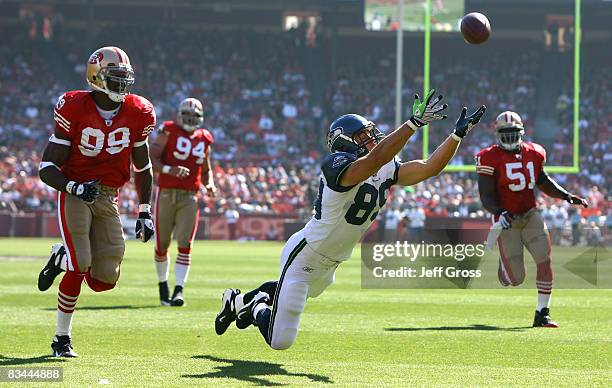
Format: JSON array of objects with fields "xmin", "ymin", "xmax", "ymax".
[
  {"xmin": 475, "ymin": 142, "xmax": 546, "ymax": 215},
  {"xmin": 53, "ymin": 91, "xmax": 156, "ymax": 188},
  {"xmin": 304, "ymin": 152, "xmax": 400, "ymax": 261},
  {"xmin": 157, "ymin": 121, "xmax": 214, "ymax": 192}
]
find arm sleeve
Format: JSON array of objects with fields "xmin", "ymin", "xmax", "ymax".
[
  {"xmin": 321, "ymin": 152, "xmax": 358, "ymax": 192},
  {"xmin": 135, "ymin": 102, "xmax": 157, "ymax": 145},
  {"xmin": 532, "ymin": 143, "xmax": 547, "ymax": 172},
  {"xmin": 475, "ymin": 150, "xmax": 495, "ymax": 176},
  {"xmin": 53, "ymin": 93, "xmax": 74, "ymax": 140}
]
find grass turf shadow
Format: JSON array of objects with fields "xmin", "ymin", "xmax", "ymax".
[
  {"xmin": 0, "ymin": 355, "xmax": 65, "ymax": 366},
  {"xmin": 385, "ymin": 324, "xmax": 531, "ymax": 332},
  {"xmin": 183, "ymin": 355, "xmax": 332, "ymax": 386}
]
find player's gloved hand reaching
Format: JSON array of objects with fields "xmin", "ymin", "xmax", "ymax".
[
  {"xmin": 66, "ymin": 179, "xmax": 100, "ymax": 204},
  {"xmin": 498, "ymin": 210, "xmax": 514, "ymax": 230},
  {"xmin": 453, "ymin": 105, "xmax": 486, "ymax": 140},
  {"xmin": 135, "ymin": 206, "xmax": 155, "ymax": 242},
  {"xmin": 407, "ymin": 89, "xmax": 448, "ymax": 130},
  {"xmin": 565, "ymin": 193, "xmax": 588, "ymax": 208}
]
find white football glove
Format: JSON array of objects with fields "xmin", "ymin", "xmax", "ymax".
[{"xmin": 407, "ymin": 89, "xmax": 448, "ymax": 130}]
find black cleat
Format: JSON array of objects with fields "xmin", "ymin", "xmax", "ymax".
[
  {"xmin": 51, "ymin": 335, "xmax": 78, "ymax": 358},
  {"xmin": 235, "ymin": 291, "xmax": 270, "ymax": 329},
  {"xmin": 533, "ymin": 308, "xmax": 559, "ymax": 328},
  {"xmin": 215, "ymin": 288, "xmax": 240, "ymax": 335},
  {"xmin": 170, "ymin": 285, "xmax": 184, "ymax": 307},
  {"xmin": 159, "ymin": 281, "xmax": 171, "ymax": 306},
  {"xmin": 38, "ymin": 243, "xmax": 66, "ymax": 292}
]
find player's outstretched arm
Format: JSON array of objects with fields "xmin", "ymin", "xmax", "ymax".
[
  {"xmin": 396, "ymin": 105, "xmax": 486, "ymax": 186},
  {"xmin": 340, "ymin": 90, "xmax": 448, "ymax": 186},
  {"xmin": 537, "ymin": 171, "xmax": 588, "ymax": 207}
]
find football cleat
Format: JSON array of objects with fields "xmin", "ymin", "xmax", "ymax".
[
  {"xmin": 38, "ymin": 243, "xmax": 66, "ymax": 292},
  {"xmin": 235, "ymin": 291, "xmax": 270, "ymax": 330},
  {"xmin": 51, "ymin": 335, "xmax": 78, "ymax": 358},
  {"xmin": 170, "ymin": 285, "xmax": 184, "ymax": 307},
  {"xmin": 215, "ymin": 288, "xmax": 241, "ymax": 335},
  {"xmin": 159, "ymin": 281, "xmax": 171, "ymax": 306},
  {"xmin": 532, "ymin": 308, "xmax": 559, "ymax": 328}
]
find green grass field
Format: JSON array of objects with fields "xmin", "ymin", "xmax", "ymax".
[{"xmin": 0, "ymin": 238, "xmax": 610, "ymax": 387}]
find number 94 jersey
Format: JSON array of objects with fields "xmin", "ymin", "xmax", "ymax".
[
  {"xmin": 304, "ymin": 152, "xmax": 400, "ymax": 261},
  {"xmin": 157, "ymin": 121, "xmax": 214, "ymax": 191},
  {"xmin": 53, "ymin": 91, "xmax": 156, "ymax": 188},
  {"xmin": 475, "ymin": 142, "xmax": 546, "ymax": 215}
]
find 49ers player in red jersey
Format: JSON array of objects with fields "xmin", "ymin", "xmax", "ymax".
[
  {"xmin": 476, "ymin": 111, "xmax": 587, "ymax": 328},
  {"xmin": 150, "ymin": 98, "xmax": 215, "ymax": 306},
  {"xmin": 37, "ymin": 46, "xmax": 156, "ymax": 357}
]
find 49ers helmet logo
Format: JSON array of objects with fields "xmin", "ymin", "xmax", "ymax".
[{"xmin": 89, "ymin": 51, "xmax": 103, "ymax": 64}]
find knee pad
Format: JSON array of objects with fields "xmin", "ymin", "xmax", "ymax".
[{"xmin": 85, "ymin": 271, "xmax": 116, "ymax": 292}]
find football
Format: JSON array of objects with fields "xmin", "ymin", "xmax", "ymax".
[{"xmin": 461, "ymin": 12, "xmax": 491, "ymax": 44}]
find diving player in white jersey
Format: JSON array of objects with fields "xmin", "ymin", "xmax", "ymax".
[{"xmin": 215, "ymin": 90, "xmax": 486, "ymax": 350}]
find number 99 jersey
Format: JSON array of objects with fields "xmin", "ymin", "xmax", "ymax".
[
  {"xmin": 475, "ymin": 142, "xmax": 546, "ymax": 215},
  {"xmin": 53, "ymin": 91, "xmax": 156, "ymax": 188},
  {"xmin": 157, "ymin": 121, "xmax": 214, "ymax": 192},
  {"xmin": 304, "ymin": 152, "xmax": 400, "ymax": 261}
]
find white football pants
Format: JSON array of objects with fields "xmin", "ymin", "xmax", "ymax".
[{"xmin": 267, "ymin": 229, "xmax": 340, "ymax": 350}]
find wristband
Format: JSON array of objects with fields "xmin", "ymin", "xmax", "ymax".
[
  {"xmin": 162, "ymin": 165, "xmax": 171, "ymax": 174},
  {"xmin": 66, "ymin": 181, "xmax": 76, "ymax": 194},
  {"xmin": 139, "ymin": 204, "xmax": 151, "ymax": 213},
  {"xmin": 451, "ymin": 132, "xmax": 463, "ymax": 142}
]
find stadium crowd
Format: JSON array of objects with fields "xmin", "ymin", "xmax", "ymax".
[{"xmin": 0, "ymin": 25, "xmax": 608, "ymax": 237}]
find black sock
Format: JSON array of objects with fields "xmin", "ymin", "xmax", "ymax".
[
  {"xmin": 243, "ymin": 281, "xmax": 277, "ymax": 304},
  {"xmin": 256, "ymin": 308, "xmax": 272, "ymax": 345}
]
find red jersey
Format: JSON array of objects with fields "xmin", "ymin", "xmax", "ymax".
[
  {"xmin": 53, "ymin": 91, "xmax": 156, "ymax": 188},
  {"xmin": 157, "ymin": 121, "xmax": 214, "ymax": 191},
  {"xmin": 475, "ymin": 142, "xmax": 546, "ymax": 215}
]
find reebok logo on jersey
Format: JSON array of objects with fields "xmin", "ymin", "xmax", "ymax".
[{"xmin": 302, "ymin": 266, "xmax": 314, "ymax": 273}]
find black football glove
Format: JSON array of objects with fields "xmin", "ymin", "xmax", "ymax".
[
  {"xmin": 135, "ymin": 211, "xmax": 154, "ymax": 243},
  {"xmin": 453, "ymin": 105, "xmax": 486, "ymax": 139},
  {"xmin": 498, "ymin": 210, "xmax": 514, "ymax": 230},
  {"xmin": 565, "ymin": 193, "xmax": 588, "ymax": 208},
  {"xmin": 67, "ymin": 180, "xmax": 100, "ymax": 204},
  {"xmin": 407, "ymin": 89, "xmax": 448, "ymax": 129}
]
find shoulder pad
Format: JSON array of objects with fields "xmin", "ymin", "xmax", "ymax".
[
  {"xmin": 321, "ymin": 152, "xmax": 358, "ymax": 192},
  {"xmin": 530, "ymin": 142, "xmax": 547, "ymax": 162},
  {"xmin": 200, "ymin": 129, "xmax": 214, "ymax": 144}
]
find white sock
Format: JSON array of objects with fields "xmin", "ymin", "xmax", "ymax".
[
  {"xmin": 234, "ymin": 294, "xmax": 245, "ymax": 312},
  {"xmin": 174, "ymin": 263, "xmax": 190, "ymax": 287},
  {"xmin": 56, "ymin": 309, "xmax": 74, "ymax": 336},
  {"xmin": 155, "ymin": 259, "xmax": 169, "ymax": 283},
  {"xmin": 537, "ymin": 293, "xmax": 551, "ymax": 312}
]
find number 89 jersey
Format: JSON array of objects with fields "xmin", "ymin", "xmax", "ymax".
[
  {"xmin": 54, "ymin": 91, "xmax": 156, "ymax": 188},
  {"xmin": 157, "ymin": 121, "xmax": 214, "ymax": 191},
  {"xmin": 475, "ymin": 142, "xmax": 546, "ymax": 215},
  {"xmin": 304, "ymin": 152, "xmax": 400, "ymax": 261}
]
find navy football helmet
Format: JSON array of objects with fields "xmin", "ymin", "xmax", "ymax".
[{"xmin": 327, "ymin": 114, "xmax": 385, "ymax": 157}]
